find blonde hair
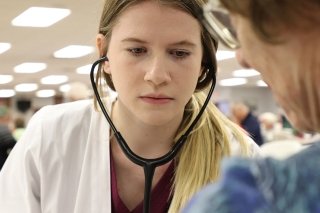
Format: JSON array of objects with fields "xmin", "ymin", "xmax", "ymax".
[
  {"xmin": 95, "ymin": 0, "xmax": 251, "ymax": 212},
  {"xmin": 170, "ymin": 92, "xmax": 249, "ymax": 212}
]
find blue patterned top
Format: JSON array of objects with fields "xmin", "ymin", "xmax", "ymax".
[{"xmin": 183, "ymin": 141, "xmax": 320, "ymax": 213}]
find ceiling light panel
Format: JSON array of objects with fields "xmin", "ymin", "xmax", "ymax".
[
  {"xmin": 15, "ymin": 83, "xmax": 38, "ymax": 92},
  {"xmin": 233, "ymin": 69, "xmax": 260, "ymax": 77},
  {"xmin": 219, "ymin": 78, "xmax": 248, "ymax": 86},
  {"xmin": 0, "ymin": 89, "xmax": 16, "ymax": 98},
  {"xmin": 14, "ymin": 62, "xmax": 47, "ymax": 73},
  {"xmin": 53, "ymin": 45, "xmax": 94, "ymax": 58},
  {"xmin": 257, "ymin": 80, "xmax": 268, "ymax": 87},
  {"xmin": 11, "ymin": 7, "xmax": 71, "ymax": 27},
  {"xmin": 216, "ymin": 50, "xmax": 236, "ymax": 61},
  {"xmin": 76, "ymin": 64, "xmax": 98, "ymax": 74},
  {"xmin": 41, "ymin": 75, "xmax": 68, "ymax": 85},
  {"xmin": 36, "ymin": 89, "xmax": 56, "ymax": 98},
  {"xmin": 0, "ymin": 43, "xmax": 11, "ymax": 54},
  {"xmin": 0, "ymin": 75, "xmax": 13, "ymax": 84}
]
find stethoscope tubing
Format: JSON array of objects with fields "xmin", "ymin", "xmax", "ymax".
[{"xmin": 90, "ymin": 56, "xmax": 215, "ymax": 213}]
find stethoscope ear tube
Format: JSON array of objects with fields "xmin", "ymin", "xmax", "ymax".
[{"xmin": 90, "ymin": 57, "xmax": 215, "ymax": 213}]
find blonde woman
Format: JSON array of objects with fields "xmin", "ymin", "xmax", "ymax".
[{"xmin": 0, "ymin": 1, "xmax": 259, "ymax": 212}]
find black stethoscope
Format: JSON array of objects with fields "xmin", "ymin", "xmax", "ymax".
[{"xmin": 90, "ymin": 56, "xmax": 216, "ymax": 213}]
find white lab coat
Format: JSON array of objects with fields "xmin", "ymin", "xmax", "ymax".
[{"xmin": 0, "ymin": 97, "xmax": 260, "ymax": 213}]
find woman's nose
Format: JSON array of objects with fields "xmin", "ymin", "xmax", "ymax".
[{"xmin": 144, "ymin": 56, "xmax": 171, "ymax": 86}]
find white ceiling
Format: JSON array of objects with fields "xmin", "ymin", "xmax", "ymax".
[{"xmin": 0, "ymin": 0, "xmax": 263, "ymax": 99}]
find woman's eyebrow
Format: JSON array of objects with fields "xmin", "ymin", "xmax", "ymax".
[
  {"xmin": 169, "ymin": 40, "xmax": 197, "ymax": 48},
  {"xmin": 121, "ymin": 37, "xmax": 148, "ymax": 44},
  {"xmin": 121, "ymin": 38, "xmax": 197, "ymax": 48}
]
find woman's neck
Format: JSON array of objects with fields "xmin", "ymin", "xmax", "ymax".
[{"xmin": 111, "ymin": 99, "xmax": 183, "ymax": 159}]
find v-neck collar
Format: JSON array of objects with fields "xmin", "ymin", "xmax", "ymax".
[{"xmin": 110, "ymin": 154, "xmax": 174, "ymax": 213}]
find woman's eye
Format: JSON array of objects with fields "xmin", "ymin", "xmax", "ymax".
[
  {"xmin": 170, "ymin": 50, "xmax": 190, "ymax": 59},
  {"xmin": 127, "ymin": 48, "xmax": 146, "ymax": 56}
]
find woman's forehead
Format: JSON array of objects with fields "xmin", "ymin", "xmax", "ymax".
[{"xmin": 110, "ymin": 1, "xmax": 202, "ymax": 45}]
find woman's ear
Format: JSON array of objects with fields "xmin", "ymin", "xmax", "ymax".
[
  {"xmin": 96, "ymin": 34, "xmax": 111, "ymax": 74},
  {"xmin": 96, "ymin": 33, "xmax": 107, "ymax": 57}
]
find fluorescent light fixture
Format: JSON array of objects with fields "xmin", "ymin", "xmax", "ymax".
[
  {"xmin": 233, "ymin": 69, "xmax": 260, "ymax": 77},
  {"xmin": 0, "ymin": 89, "xmax": 16, "ymax": 98},
  {"xmin": 54, "ymin": 45, "xmax": 94, "ymax": 58},
  {"xmin": 76, "ymin": 64, "xmax": 98, "ymax": 75},
  {"xmin": 219, "ymin": 78, "xmax": 247, "ymax": 86},
  {"xmin": 257, "ymin": 80, "xmax": 268, "ymax": 87},
  {"xmin": 0, "ymin": 75, "xmax": 13, "ymax": 84},
  {"xmin": 59, "ymin": 84, "xmax": 70, "ymax": 93},
  {"xmin": 0, "ymin": 43, "xmax": 11, "ymax": 54},
  {"xmin": 15, "ymin": 83, "xmax": 38, "ymax": 92},
  {"xmin": 41, "ymin": 75, "xmax": 68, "ymax": 85},
  {"xmin": 216, "ymin": 50, "xmax": 236, "ymax": 61},
  {"xmin": 36, "ymin": 89, "xmax": 56, "ymax": 98},
  {"xmin": 11, "ymin": 7, "xmax": 71, "ymax": 27},
  {"xmin": 14, "ymin": 62, "xmax": 47, "ymax": 73}
]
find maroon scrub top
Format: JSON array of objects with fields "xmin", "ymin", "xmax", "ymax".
[{"xmin": 111, "ymin": 157, "xmax": 174, "ymax": 213}]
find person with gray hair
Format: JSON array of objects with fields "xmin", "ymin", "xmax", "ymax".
[{"xmin": 184, "ymin": 0, "xmax": 320, "ymax": 212}]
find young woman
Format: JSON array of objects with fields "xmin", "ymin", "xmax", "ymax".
[
  {"xmin": 0, "ymin": 1, "xmax": 259, "ymax": 212},
  {"xmin": 184, "ymin": 0, "xmax": 320, "ymax": 212}
]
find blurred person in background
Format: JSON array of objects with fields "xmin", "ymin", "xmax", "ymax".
[
  {"xmin": 231, "ymin": 102, "xmax": 264, "ymax": 146},
  {"xmin": 258, "ymin": 112, "xmax": 304, "ymax": 159},
  {"xmin": 12, "ymin": 117, "xmax": 26, "ymax": 141},
  {"xmin": 184, "ymin": 0, "xmax": 320, "ymax": 212},
  {"xmin": 64, "ymin": 82, "xmax": 91, "ymax": 102},
  {"xmin": 259, "ymin": 112, "xmax": 279, "ymax": 142},
  {"xmin": 259, "ymin": 112, "xmax": 296, "ymax": 142},
  {"xmin": 0, "ymin": 106, "xmax": 16, "ymax": 170}
]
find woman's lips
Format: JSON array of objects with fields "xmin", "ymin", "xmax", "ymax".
[{"xmin": 140, "ymin": 95, "xmax": 173, "ymax": 104}]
